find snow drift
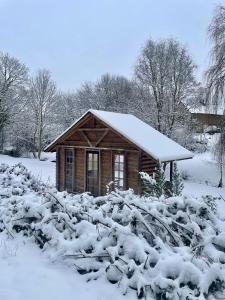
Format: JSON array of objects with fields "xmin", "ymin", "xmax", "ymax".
[{"xmin": 0, "ymin": 163, "xmax": 225, "ymax": 299}]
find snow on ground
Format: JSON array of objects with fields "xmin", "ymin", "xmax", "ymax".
[
  {"xmin": 0, "ymin": 152, "xmax": 225, "ymax": 299},
  {"xmin": 0, "ymin": 153, "xmax": 56, "ymax": 185},
  {"xmin": 177, "ymin": 152, "xmax": 225, "ymax": 199},
  {"xmin": 0, "ymin": 234, "xmax": 136, "ymax": 300},
  {"xmin": 177, "ymin": 152, "xmax": 225, "ymax": 220}
]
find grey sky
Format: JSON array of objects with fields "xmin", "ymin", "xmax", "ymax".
[{"xmin": 0, "ymin": 0, "xmax": 221, "ymax": 90}]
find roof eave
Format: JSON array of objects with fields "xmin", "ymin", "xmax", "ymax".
[
  {"xmin": 44, "ymin": 110, "xmax": 93, "ymax": 152},
  {"xmin": 159, "ymin": 156, "xmax": 194, "ymax": 163}
]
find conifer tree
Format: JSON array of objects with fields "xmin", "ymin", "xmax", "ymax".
[
  {"xmin": 154, "ymin": 162, "xmax": 166, "ymax": 197},
  {"xmin": 140, "ymin": 163, "xmax": 166, "ymax": 197},
  {"xmin": 172, "ymin": 162, "xmax": 184, "ymax": 196}
]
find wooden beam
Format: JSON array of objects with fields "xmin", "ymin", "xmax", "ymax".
[
  {"xmin": 58, "ymin": 145, "xmax": 139, "ymax": 153},
  {"xmin": 94, "ymin": 129, "xmax": 109, "ymax": 147},
  {"xmin": 78, "ymin": 130, "xmax": 93, "ymax": 147},
  {"xmin": 77, "ymin": 128, "xmax": 108, "ymax": 132}
]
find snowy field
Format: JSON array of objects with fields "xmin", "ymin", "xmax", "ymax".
[
  {"xmin": 0, "ymin": 234, "xmax": 134, "ymax": 300},
  {"xmin": 178, "ymin": 152, "xmax": 225, "ymax": 198},
  {"xmin": 0, "ymin": 152, "xmax": 225, "ymax": 300},
  {"xmin": 0, "ymin": 153, "xmax": 56, "ymax": 185}
]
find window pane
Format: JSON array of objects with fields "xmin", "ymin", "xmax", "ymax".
[
  {"xmin": 65, "ymin": 149, "xmax": 74, "ymax": 192},
  {"xmin": 94, "ymin": 161, "xmax": 98, "ymax": 170},
  {"xmin": 114, "ymin": 153, "xmax": 125, "ymax": 190},
  {"xmin": 114, "ymin": 163, "xmax": 119, "ymax": 171},
  {"xmin": 115, "ymin": 155, "xmax": 119, "ymax": 163}
]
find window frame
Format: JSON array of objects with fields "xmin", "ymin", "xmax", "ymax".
[
  {"xmin": 112, "ymin": 152, "xmax": 126, "ymax": 190},
  {"xmin": 64, "ymin": 148, "xmax": 75, "ymax": 192}
]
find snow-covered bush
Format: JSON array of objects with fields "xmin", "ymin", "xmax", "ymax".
[
  {"xmin": 139, "ymin": 171, "xmax": 157, "ymax": 196},
  {"xmin": 0, "ymin": 163, "xmax": 225, "ymax": 299},
  {"xmin": 140, "ymin": 162, "xmax": 183, "ymax": 197},
  {"xmin": 140, "ymin": 163, "xmax": 166, "ymax": 197}
]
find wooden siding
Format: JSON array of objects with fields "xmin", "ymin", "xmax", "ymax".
[
  {"xmin": 140, "ymin": 152, "xmax": 157, "ymax": 175},
  {"xmin": 55, "ymin": 113, "xmax": 158, "ymax": 195},
  {"xmin": 58, "ymin": 147, "xmax": 65, "ymax": 191},
  {"xmin": 56, "ymin": 147, "xmax": 60, "ymax": 190},
  {"xmin": 100, "ymin": 150, "xmax": 112, "ymax": 195},
  {"xmin": 126, "ymin": 151, "xmax": 140, "ymax": 193},
  {"xmin": 98, "ymin": 130, "xmax": 136, "ymax": 150},
  {"xmin": 74, "ymin": 148, "xmax": 85, "ymax": 193}
]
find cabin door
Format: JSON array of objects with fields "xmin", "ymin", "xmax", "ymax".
[
  {"xmin": 64, "ymin": 149, "xmax": 74, "ymax": 192},
  {"xmin": 86, "ymin": 151, "xmax": 99, "ymax": 196}
]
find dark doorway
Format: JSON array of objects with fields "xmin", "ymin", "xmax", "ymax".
[
  {"xmin": 65, "ymin": 149, "xmax": 74, "ymax": 192},
  {"xmin": 86, "ymin": 151, "xmax": 99, "ymax": 195}
]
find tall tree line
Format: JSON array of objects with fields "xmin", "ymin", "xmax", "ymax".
[
  {"xmin": 0, "ymin": 37, "xmax": 203, "ymax": 159},
  {"xmin": 206, "ymin": 5, "xmax": 225, "ymax": 187}
]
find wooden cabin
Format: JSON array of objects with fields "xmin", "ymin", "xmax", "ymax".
[
  {"xmin": 191, "ymin": 113, "xmax": 224, "ymax": 133},
  {"xmin": 45, "ymin": 110, "xmax": 193, "ymax": 195}
]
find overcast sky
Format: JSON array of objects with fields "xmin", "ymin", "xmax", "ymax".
[{"xmin": 0, "ymin": 0, "xmax": 221, "ymax": 91}]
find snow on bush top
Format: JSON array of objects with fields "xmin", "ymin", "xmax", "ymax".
[{"xmin": 0, "ymin": 163, "xmax": 225, "ymax": 299}]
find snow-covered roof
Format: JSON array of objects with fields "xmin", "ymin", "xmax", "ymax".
[
  {"xmin": 187, "ymin": 104, "xmax": 224, "ymax": 115},
  {"xmin": 46, "ymin": 109, "xmax": 193, "ymax": 162}
]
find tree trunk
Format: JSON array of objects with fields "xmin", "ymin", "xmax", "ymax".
[
  {"xmin": 37, "ymin": 113, "xmax": 43, "ymax": 160},
  {"xmin": 218, "ymin": 128, "xmax": 224, "ymax": 188},
  {"xmin": 37, "ymin": 129, "xmax": 42, "ymax": 160},
  {"xmin": 218, "ymin": 162, "xmax": 223, "ymax": 187}
]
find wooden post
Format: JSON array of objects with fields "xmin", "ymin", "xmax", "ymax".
[
  {"xmin": 170, "ymin": 161, "xmax": 173, "ymax": 182},
  {"xmin": 56, "ymin": 146, "xmax": 60, "ymax": 191}
]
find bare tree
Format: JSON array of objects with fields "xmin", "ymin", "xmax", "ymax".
[
  {"xmin": 28, "ymin": 69, "xmax": 57, "ymax": 159},
  {"xmin": 94, "ymin": 73, "xmax": 135, "ymax": 112},
  {"xmin": 135, "ymin": 38, "xmax": 197, "ymax": 135},
  {"xmin": 206, "ymin": 5, "xmax": 225, "ymax": 186},
  {"xmin": 54, "ymin": 92, "xmax": 79, "ymax": 130},
  {"xmin": 214, "ymin": 127, "xmax": 225, "ymax": 187},
  {"xmin": 63, "ymin": 74, "xmax": 137, "ymax": 118},
  {"xmin": 206, "ymin": 5, "xmax": 225, "ymax": 112},
  {"xmin": 0, "ymin": 53, "xmax": 28, "ymax": 148}
]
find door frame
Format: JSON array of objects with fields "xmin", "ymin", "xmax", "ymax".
[{"xmin": 85, "ymin": 149, "xmax": 100, "ymax": 196}]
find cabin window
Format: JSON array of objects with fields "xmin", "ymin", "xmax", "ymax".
[
  {"xmin": 113, "ymin": 153, "xmax": 125, "ymax": 189},
  {"xmin": 86, "ymin": 151, "xmax": 99, "ymax": 196},
  {"xmin": 65, "ymin": 149, "xmax": 74, "ymax": 192}
]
